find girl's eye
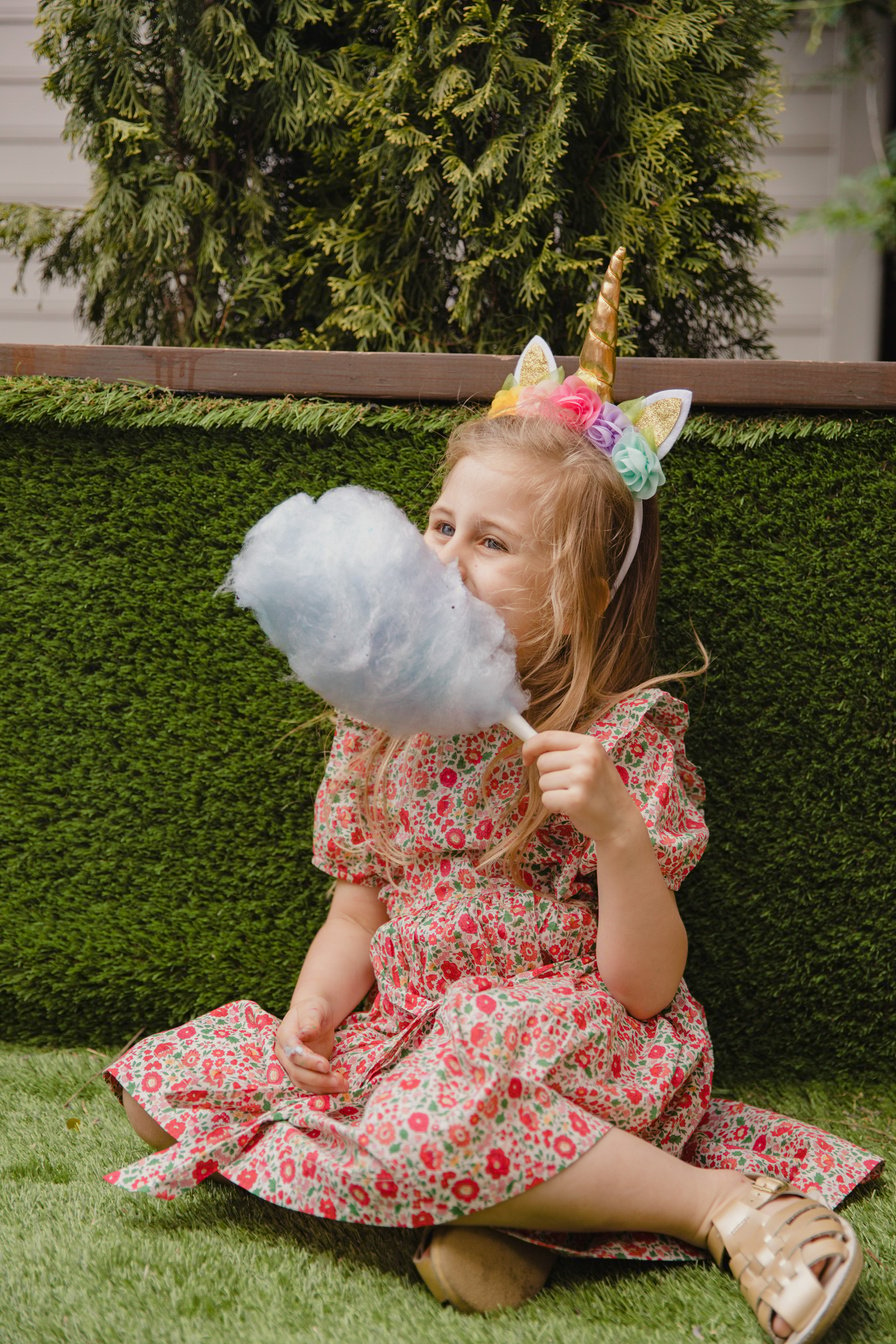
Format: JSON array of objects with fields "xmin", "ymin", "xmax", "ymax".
[
  {"xmin": 437, "ymin": 522, "xmax": 455, "ymax": 537},
  {"xmin": 483, "ymin": 537, "xmax": 506, "ymax": 552}
]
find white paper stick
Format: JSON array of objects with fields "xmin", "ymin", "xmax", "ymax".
[{"xmin": 502, "ymin": 710, "xmax": 536, "ymax": 741}]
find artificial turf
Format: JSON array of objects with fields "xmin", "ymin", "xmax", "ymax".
[{"xmin": 1, "ymin": 1045, "xmax": 892, "ymax": 1344}]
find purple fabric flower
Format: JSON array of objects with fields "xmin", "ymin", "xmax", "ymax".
[{"xmin": 584, "ymin": 403, "xmax": 631, "ymax": 455}]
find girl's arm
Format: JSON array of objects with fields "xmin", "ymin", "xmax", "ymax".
[
  {"xmin": 274, "ymin": 878, "xmax": 389, "ymax": 1093},
  {"xmin": 523, "ymin": 731, "xmax": 688, "ymax": 1021}
]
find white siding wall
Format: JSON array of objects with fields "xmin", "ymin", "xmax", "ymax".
[
  {"xmin": 0, "ymin": 0, "xmax": 90, "ymax": 343},
  {"xmin": 754, "ymin": 24, "xmax": 891, "ymax": 360}
]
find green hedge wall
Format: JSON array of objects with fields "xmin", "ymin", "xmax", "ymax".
[{"xmin": 1, "ymin": 378, "xmax": 893, "ymax": 1077}]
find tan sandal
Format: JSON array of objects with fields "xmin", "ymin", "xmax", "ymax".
[
  {"xmin": 413, "ymin": 1226, "xmax": 555, "ymax": 1313},
  {"xmin": 707, "ymin": 1174, "xmax": 864, "ymax": 1344}
]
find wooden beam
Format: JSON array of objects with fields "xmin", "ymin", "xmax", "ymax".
[{"xmin": 2, "ymin": 343, "xmax": 895, "ymax": 408}]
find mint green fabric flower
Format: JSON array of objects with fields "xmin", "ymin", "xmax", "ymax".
[{"xmin": 611, "ymin": 427, "xmax": 666, "ymax": 500}]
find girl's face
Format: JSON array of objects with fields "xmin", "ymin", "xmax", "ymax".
[{"xmin": 423, "ymin": 450, "xmax": 551, "ymax": 664}]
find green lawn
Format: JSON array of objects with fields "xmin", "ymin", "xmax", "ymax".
[{"xmin": 1, "ymin": 1044, "xmax": 892, "ymax": 1344}]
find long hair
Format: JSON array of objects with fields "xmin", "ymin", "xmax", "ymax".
[{"xmin": 353, "ymin": 412, "xmax": 699, "ymax": 875}]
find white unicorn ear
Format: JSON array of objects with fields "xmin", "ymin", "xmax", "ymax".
[
  {"xmin": 513, "ymin": 336, "xmax": 558, "ymax": 387},
  {"xmin": 637, "ymin": 390, "xmax": 692, "ymax": 459}
]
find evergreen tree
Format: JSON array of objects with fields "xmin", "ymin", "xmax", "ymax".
[{"xmin": 1, "ymin": 0, "xmax": 792, "ymax": 355}]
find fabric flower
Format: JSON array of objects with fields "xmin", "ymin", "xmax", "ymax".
[
  {"xmin": 523, "ymin": 375, "xmax": 603, "ymax": 433},
  {"xmin": 547, "ymin": 375, "xmax": 604, "ymax": 431},
  {"xmin": 611, "ymin": 427, "xmax": 666, "ymax": 499},
  {"xmin": 584, "ymin": 402, "xmax": 631, "ymax": 455},
  {"xmin": 488, "ymin": 385, "xmax": 521, "ymax": 417}
]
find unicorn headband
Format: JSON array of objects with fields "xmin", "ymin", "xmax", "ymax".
[{"xmin": 487, "ymin": 247, "xmax": 691, "ymax": 595}]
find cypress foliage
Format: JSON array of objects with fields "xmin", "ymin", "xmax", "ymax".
[
  {"xmin": 290, "ymin": 0, "xmax": 790, "ymax": 357},
  {"xmin": 1, "ymin": 0, "xmax": 789, "ymax": 354}
]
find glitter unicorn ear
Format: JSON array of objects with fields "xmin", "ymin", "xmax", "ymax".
[
  {"xmin": 607, "ymin": 381, "xmax": 692, "ymax": 595},
  {"xmin": 636, "ymin": 390, "xmax": 692, "ymax": 457},
  {"xmin": 489, "ymin": 335, "xmax": 563, "ymax": 416},
  {"xmin": 513, "ymin": 336, "xmax": 558, "ymax": 386}
]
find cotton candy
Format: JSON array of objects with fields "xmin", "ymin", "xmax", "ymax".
[{"xmin": 221, "ymin": 486, "xmax": 532, "ymax": 739}]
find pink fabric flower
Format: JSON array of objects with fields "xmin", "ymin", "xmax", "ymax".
[{"xmin": 519, "ymin": 375, "xmax": 603, "ymax": 433}]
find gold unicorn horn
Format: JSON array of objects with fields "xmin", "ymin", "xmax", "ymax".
[{"xmin": 576, "ymin": 246, "xmax": 626, "ymax": 403}]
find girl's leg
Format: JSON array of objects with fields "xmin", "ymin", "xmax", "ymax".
[
  {"xmin": 456, "ymin": 1125, "xmax": 744, "ymax": 1248},
  {"xmin": 121, "ymin": 1089, "xmax": 174, "ymax": 1151},
  {"xmin": 451, "ymin": 1128, "xmax": 857, "ymax": 1340},
  {"xmin": 416, "ymin": 1130, "xmax": 744, "ymax": 1318}
]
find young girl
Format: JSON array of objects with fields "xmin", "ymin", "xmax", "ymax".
[{"xmin": 105, "ymin": 254, "xmax": 880, "ymax": 1344}]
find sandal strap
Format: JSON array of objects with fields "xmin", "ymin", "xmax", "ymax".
[
  {"xmin": 707, "ymin": 1175, "xmax": 795, "ymax": 1268},
  {"xmin": 708, "ymin": 1177, "xmax": 856, "ymax": 1339},
  {"xmin": 733, "ymin": 1215, "xmax": 840, "ymax": 1335}
]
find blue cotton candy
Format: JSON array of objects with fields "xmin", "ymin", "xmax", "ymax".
[{"xmin": 221, "ymin": 486, "xmax": 530, "ymax": 738}]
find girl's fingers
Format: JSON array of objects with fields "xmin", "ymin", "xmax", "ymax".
[
  {"xmin": 537, "ymin": 765, "xmax": 592, "ymax": 797},
  {"xmin": 284, "ymin": 1038, "xmax": 330, "ymax": 1070},
  {"xmin": 275, "ymin": 1041, "xmax": 348, "ymax": 1093},
  {"xmin": 534, "ymin": 742, "xmax": 606, "ymax": 771},
  {"xmin": 540, "ymin": 786, "xmax": 587, "ymax": 814},
  {"xmin": 522, "ymin": 730, "xmax": 589, "ymax": 762},
  {"xmin": 288, "ymin": 1064, "xmax": 349, "ymax": 1095},
  {"xmin": 535, "ymin": 758, "xmax": 577, "ymax": 781}
]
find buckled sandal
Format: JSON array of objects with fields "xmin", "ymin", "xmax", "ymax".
[
  {"xmin": 707, "ymin": 1174, "xmax": 864, "ymax": 1344},
  {"xmin": 413, "ymin": 1226, "xmax": 556, "ymax": 1313}
]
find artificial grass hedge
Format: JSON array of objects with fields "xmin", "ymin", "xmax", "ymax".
[{"xmin": 1, "ymin": 377, "xmax": 893, "ymax": 1075}]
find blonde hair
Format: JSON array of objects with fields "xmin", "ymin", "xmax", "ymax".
[{"xmin": 353, "ymin": 413, "xmax": 702, "ymax": 874}]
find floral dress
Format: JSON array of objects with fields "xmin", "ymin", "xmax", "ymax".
[{"xmin": 105, "ymin": 689, "xmax": 881, "ymax": 1260}]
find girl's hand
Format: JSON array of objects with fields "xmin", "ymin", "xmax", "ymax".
[
  {"xmin": 275, "ymin": 995, "xmax": 349, "ymax": 1095},
  {"xmin": 522, "ymin": 730, "xmax": 642, "ymax": 845}
]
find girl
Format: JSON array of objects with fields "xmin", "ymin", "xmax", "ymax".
[{"xmin": 105, "ymin": 253, "xmax": 880, "ymax": 1344}]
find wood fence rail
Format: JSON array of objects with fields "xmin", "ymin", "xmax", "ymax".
[{"xmin": 2, "ymin": 344, "xmax": 895, "ymax": 408}]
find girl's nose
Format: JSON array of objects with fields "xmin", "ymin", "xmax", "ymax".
[{"xmin": 438, "ymin": 535, "xmax": 467, "ymax": 583}]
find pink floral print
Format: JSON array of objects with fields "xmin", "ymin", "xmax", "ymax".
[{"xmin": 105, "ymin": 690, "xmax": 881, "ymax": 1258}]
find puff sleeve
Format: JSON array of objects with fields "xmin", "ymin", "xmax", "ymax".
[
  {"xmin": 311, "ymin": 716, "xmax": 391, "ymax": 888},
  {"xmin": 556, "ymin": 689, "xmax": 708, "ymax": 893}
]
